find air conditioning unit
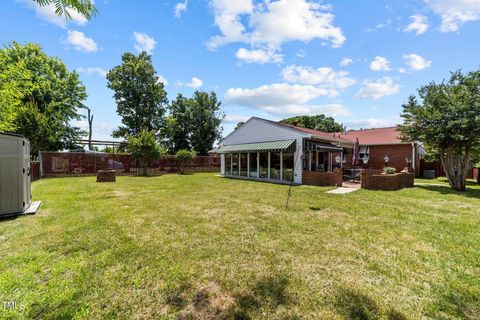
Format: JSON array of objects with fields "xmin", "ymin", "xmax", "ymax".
[{"xmin": 0, "ymin": 133, "xmax": 33, "ymax": 216}]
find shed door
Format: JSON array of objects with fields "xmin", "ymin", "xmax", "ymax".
[
  {"xmin": 23, "ymin": 139, "xmax": 32, "ymax": 210},
  {"xmin": 0, "ymin": 135, "xmax": 21, "ymax": 215}
]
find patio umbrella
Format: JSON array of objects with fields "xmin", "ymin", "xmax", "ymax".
[{"xmin": 352, "ymin": 138, "xmax": 360, "ymax": 167}]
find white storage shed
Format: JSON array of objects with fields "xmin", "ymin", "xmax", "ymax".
[{"xmin": 0, "ymin": 133, "xmax": 32, "ymax": 216}]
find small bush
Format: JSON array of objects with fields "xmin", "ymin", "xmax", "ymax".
[
  {"xmin": 176, "ymin": 149, "xmax": 196, "ymax": 173},
  {"xmin": 127, "ymin": 131, "xmax": 162, "ymax": 175},
  {"xmin": 383, "ymin": 167, "xmax": 396, "ymax": 174}
]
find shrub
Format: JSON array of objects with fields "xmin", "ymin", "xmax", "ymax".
[
  {"xmin": 127, "ymin": 130, "xmax": 163, "ymax": 175},
  {"xmin": 175, "ymin": 149, "xmax": 196, "ymax": 173},
  {"xmin": 383, "ymin": 167, "xmax": 396, "ymax": 174}
]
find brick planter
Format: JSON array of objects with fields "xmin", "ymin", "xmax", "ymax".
[
  {"xmin": 97, "ymin": 170, "xmax": 116, "ymax": 182},
  {"xmin": 361, "ymin": 169, "xmax": 413, "ymax": 190},
  {"xmin": 302, "ymin": 168, "xmax": 343, "ymax": 186}
]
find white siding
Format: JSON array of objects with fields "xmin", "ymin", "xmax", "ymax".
[{"xmin": 220, "ymin": 118, "xmax": 308, "ymax": 184}]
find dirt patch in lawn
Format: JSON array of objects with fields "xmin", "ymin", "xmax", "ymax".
[{"xmin": 112, "ymin": 190, "xmax": 131, "ymax": 198}]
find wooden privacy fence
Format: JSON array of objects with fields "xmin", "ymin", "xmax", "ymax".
[
  {"xmin": 31, "ymin": 161, "xmax": 40, "ymax": 182},
  {"xmin": 39, "ymin": 151, "xmax": 220, "ymax": 178}
]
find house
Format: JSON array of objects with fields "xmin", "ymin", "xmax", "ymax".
[{"xmin": 211, "ymin": 117, "xmax": 423, "ymax": 186}]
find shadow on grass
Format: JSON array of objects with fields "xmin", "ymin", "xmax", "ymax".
[
  {"xmin": 334, "ymin": 288, "xmax": 407, "ymax": 320},
  {"xmin": 416, "ymin": 185, "xmax": 480, "ymax": 199},
  {"xmin": 0, "ymin": 213, "xmax": 23, "ymax": 222},
  {"xmin": 176, "ymin": 273, "xmax": 295, "ymax": 320}
]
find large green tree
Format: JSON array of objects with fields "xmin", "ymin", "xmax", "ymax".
[
  {"xmin": 165, "ymin": 94, "xmax": 191, "ymax": 153},
  {"xmin": 188, "ymin": 91, "xmax": 224, "ymax": 156},
  {"xmin": 0, "ymin": 42, "xmax": 87, "ymax": 155},
  {"xmin": 280, "ymin": 114, "xmax": 344, "ymax": 132},
  {"xmin": 400, "ymin": 70, "xmax": 480, "ymax": 191},
  {"xmin": 33, "ymin": 0, "xmax": 97, "ymax": 20},
  {"xmin": 107, "ymin": 52, "xmax": 168, "ymax": 139}
]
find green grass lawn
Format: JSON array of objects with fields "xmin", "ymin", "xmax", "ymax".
[{"xmin": 1, "ymin": 173, "xmax": 479, "ymax": 319}]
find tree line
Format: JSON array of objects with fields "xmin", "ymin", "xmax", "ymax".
[
  {"xmin": 106, "ymin": 51, "xmax": 224, "ymax": 156},
  {"xmin": 0, "ymin": 42, "xmax": 224, "ymax": 156}
]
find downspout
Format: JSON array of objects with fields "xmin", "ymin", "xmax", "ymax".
[{"xmin": 411, "ymin": 142, "xmax": 416, "ymax": 174}]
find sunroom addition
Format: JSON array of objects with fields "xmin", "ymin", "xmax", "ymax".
[{"xmin": 217, "ymin": 139, "xmax": 296, "ymax": 182}]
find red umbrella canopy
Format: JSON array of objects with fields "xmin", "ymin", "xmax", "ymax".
[{"xmin": 352, "ymin": 138, "xmax": 360, "ymax": 166}]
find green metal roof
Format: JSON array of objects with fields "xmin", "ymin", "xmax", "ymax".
[
  {"xmin": 214, "ymin": 139, "xmax": 296, "ymax": 154},
  {"xmin": 304, "ymin": 140, "xmax": 343, "ymax": 152}
]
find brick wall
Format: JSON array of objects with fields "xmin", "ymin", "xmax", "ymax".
[
  {"xmin": 302, "ymin": 168, "xmax": 342, "ymax": 186},
  {"xmin": 345, "ymin": 144, "xmax": 419, "ymax": 176},
  {"xmin": 361, "ymin": 168, "xmax": 414, "ymax": 190}
]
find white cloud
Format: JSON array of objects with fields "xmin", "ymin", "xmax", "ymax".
[
  {"xmin": 398, "ymin": 67, "xmax": 407, "ymax": 74},
  {"xmin": 208, "ymin": 0, "xmax": 345, "ymax": 62},
  {"xmin": 281, "ymin": 65, "xmax": 356, "ymax": 89},
  {"xmin": 355, "ymin": 77, "xmax": 400, "ymax": 100},
  {"xmin": 340, "ymin": 57, "xmax": 353, "ymax": 66},
  {"xmin": 157, "ymin": 75, "xmax": 168, "ymax": 85},
  {"xmin": 404, "ymin": 15, "xmax": 429, "ymax": 35},
  {"xmin": 403, "ymin": 53, "xmax": 432, "ymax": 70},
  {"xmin": 76, "ymin": 67, "xmax": 107, "ymax": 77},
  {"xmin": 344, "ymin": 118, "xmax": 399, "ymax": 129},
  {"xmin": 225, "ymin": 83, "xmax": 349, "ymax": 116},
  {"xmin": 365, "ymin": 19, "xmax": 393, "ymax": 32},
  {"xmin": 66, "ymin": 30, "xmax": 98, "ymax": 53},
  {"xmin": 175, "ymin": 1, "xmax": 188, "ymax": 18},
  {"xmin": 226, "ymin": 83, "xmax": 334, "ymax": 107},
  {"xmin": 296, "ymin": 49, "xmax": 306, "ymax": 58},
  {"xmin": 425, "ymin": 0, "xmax": 480, "ymax": 32},
  {"xmin": 235, "ymin": 47, "xmax": 283, "ymax": 64},
  {"xmin": 179, "ymin": 77, "xmax": 203, "ymax": 89},
  {"xmin": 370, "ymin": 56, "xmax": 391, "ymax": 72},
  {"xmin": 259, "ymin": 103, "xmax": 350, "ymax": 116},
  {"xmin": 23, "ymin": 0, "xmax": 88, "ymax": 28},
  {"xmin": 133, "ymin": 32, "xmax": 156, "ymax": 54},
  {"xmin": 224, "ymin": 114, "xmax": 250, "ymax": 123}
]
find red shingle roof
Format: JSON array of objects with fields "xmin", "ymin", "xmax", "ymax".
[
  {"xmin": 282, "ymin": 124, "xmax": 352, "ymax": 143},
  {"xmin": 281, "ymin": 122, "xmax": 403, "ymax": 145},
  {"xmin": 338, "ymin": 127, "xmax": 404, "ymax": 145}
]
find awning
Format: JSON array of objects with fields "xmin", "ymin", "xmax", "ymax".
[
  {"xmin": 213, "ymin": 139, "xmax": 296, "ymax": 154},
  {"xmin": 303, "ymin": 140, "xmax": 343, "ymax": 152}
]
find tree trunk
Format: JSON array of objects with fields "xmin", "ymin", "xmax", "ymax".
[
  {"xmin": 440, "ymin": 149, "xmax": 471, "ymax": 191},
  {"xmin": 87, "ymin": 109, "xmax": 94, "ymax": 151}
]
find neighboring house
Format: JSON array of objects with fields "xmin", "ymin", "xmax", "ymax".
[{"xmin": 211, "ymin": 117, "xmax": 423, "ymax": 185}]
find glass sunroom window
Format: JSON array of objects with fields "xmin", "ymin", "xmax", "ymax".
[
  {"xmin": 270, "ymin": 152, "xmax": 281, "ymax": 180},
  {"xmin": 225, "ymin": 154, "xmax": 231, "ymax": 175},
  {"xmin": 249, "ymin": 153, "xmax": 258, "ymax": 178},
  {"xmin": 259, "ymin": 152, "xmax": 268, "ymax": 178},
  {"xmin": 282, "ymin": 152, "xmax": 294, "ymax": 181},
  {"xmin": 240, "ymin": 153, "xmax": 248, "ymax": 176},
  {"xmin": 232, "ymin": 153, "xmax": 239, "ymax": 175}
]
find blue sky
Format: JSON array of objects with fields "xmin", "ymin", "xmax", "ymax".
[{"xmin": 1, "ymin": 0, "xmax": 480, "ymax": 140}]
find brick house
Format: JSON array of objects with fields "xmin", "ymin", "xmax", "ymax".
[
  {"xmin": 211, "ymin": 117, "xmax": 424, "ymax": 186},
  {"xmin": 338, "ymin": 127, "xmax": 424, "ymax": 177}
]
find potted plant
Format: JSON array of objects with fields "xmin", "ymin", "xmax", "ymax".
[{"xmin": 383, "ymin": 167, "xmax": 396, "ymax": 174}]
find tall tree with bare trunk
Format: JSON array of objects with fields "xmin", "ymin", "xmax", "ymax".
[{"xmin": 400, "ymin": 70, "xmax": 480, "ymax": 191}]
